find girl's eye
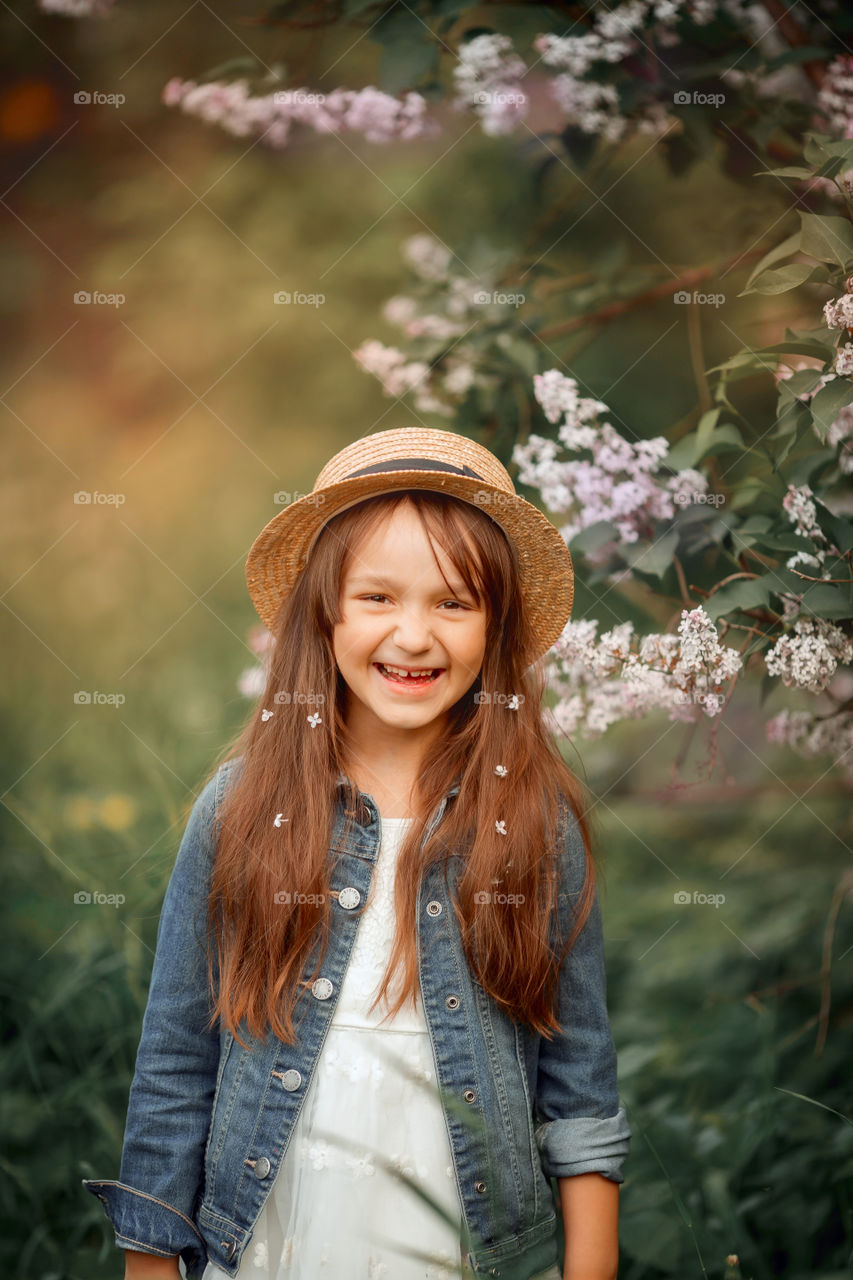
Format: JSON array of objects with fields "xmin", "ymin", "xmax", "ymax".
[{"xmin": 361, "ymin": 594, "xmax": 467, "ymax": 610}]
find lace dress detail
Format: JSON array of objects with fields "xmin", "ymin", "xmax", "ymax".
[{"xmin": 202, "ymin": 818, "xmax": 466, "ymax": 1280}]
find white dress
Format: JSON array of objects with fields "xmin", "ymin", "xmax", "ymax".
[{"xmin": 202, "ymin": 817, "xmax": 467, "ymax": 1280}]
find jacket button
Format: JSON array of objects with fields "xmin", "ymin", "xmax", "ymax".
[
  {"xmin": 474, "ymin": 1180, "xmax": 487, "ymax": 1193},
  {"xmin": 426, "ymin": 900, "xmax": 442, "ymax": 916},
  {"xmin": 222, "ymin": 1241, "xmax": 237, "ymax": 1261},
  {"xmin": 281, "ymin": 1069, "xmax": 302, "ymax": 1091},
  {"xmin": 312, "ymin": 977, "xmax": 333, "ymax": 1000},
  {"xmin": 463, "ymin": 1088, "xmax": 476, "ymax": 1103},
  {"xmin": 254, "ymin": 1156, "xmax": 271, "ymax": 1179},
  {"xmin": 445, "ymin": 994, "xmax": 460, "ymax": 1010},
  {"xmin": 338, "ymin": 887, "xmax": 361, "ymax": 909}
]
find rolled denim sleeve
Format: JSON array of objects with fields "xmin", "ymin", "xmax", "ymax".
[
  {"xmin": 82, "ymin": 765, "xmax": 229, "ymax": 1274},
  {"xmin": 534, "ymin": 802, "xmax": 631, "ymax": 1184}
]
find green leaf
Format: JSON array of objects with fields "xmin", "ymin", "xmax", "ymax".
[
  {"xmin": 742, "ymin": 230, "xmax": 800, "ymax": 292},
  {"xmin": 738, "ymin": 261, "xmax": 824, "ymax": 296},
  {"xmin": 799, "ymin": 212, "xmax": 853, "ymax": 268},
  {"xmin": 622, "ymin": 528, "xmax": 680, "ymax": 579},
  {"xmin": 756, "ymin": 166, "xmax": 815, "ymax": 180},
  {"xmin": 570, "ymin": 520, "xmax": 620, "ymax": 554},
  {"xmin": 809, "ymin": 377, "xmax": 853, "ymax": 442},
  {"xmin": 703, "ymin": 577, "xmax": 772, "ymax": 621}
]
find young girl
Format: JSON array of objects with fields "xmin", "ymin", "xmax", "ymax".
[{"xmin": 83, "ymin": 427, "xmax": 631, "ymax": 1280}]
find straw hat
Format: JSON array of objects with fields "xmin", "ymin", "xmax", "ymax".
[{"xmin": 245, "ymin": 427, "xmax": 574, "ymax": 665}]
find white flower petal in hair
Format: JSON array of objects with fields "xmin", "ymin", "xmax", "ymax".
[
  {"xmin": 495, "ymin": 820, "xmax": 507, "ymax": 836},
  {"xmin": 507, "ymin": 695, "xmax": 520, "ymax": 710},
  {"xmin": 307, "ymin": 712, "xmax": 322, "ymax": 728},
  {"xmin": 261, "ymin": 708, "xmax": 274, "ymax": 721},
  {"xmin": 494, "ymin": 764, "xmax": 507, "ymax": 776},
  {"xmin": 274, "ymin": 813, "xmax": 289, "ymax": 827}
]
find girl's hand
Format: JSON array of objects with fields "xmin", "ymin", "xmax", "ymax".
[{"xmin": 123, "ymin": 1248, "xmax": 182, "ymax": 1279}]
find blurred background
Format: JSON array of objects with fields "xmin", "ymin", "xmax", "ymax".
[{"xmin": 1, "ymin": 2, "xmax": 850, "ymax": 1278}]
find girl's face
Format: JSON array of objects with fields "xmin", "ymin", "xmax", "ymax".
[{"xmin": 333, "ymin": 501, "xmax": 487, "ymax": 750}]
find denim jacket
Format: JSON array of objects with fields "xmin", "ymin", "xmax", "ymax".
[{"xmin": 83, "ymin": 757, "xmax": 631, "ymax": 1279}]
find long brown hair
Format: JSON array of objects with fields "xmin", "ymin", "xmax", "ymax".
[{"xmin": 203, "ymin": 489, "xmax": 599, "ymax": 1050}]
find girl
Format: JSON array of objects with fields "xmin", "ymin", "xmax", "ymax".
[{"xmin": 83, "ymin": 427, "xmax": 631, "ymax": 1280}]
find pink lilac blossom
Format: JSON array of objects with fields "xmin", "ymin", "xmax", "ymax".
[
  {"xmin": 513, "ymin": 369, "xmax": 711, "ymax": 552},
  {"xmin": 161, "ymin": 78, "xmax": 439, "ymax": 149},
  {"xmin": 543, "ymin": 606, "xmax": 742, "ymax": 738},
  {"xmin": 776, "ymin": 361, "xmax": 853, "ymax": 476},
  {"xmin": 352, "ymin": 340, "xmax": 453, "ymax": 416},
  {"xmin": 765, "ymin": 617, "xmax": 853, "ymax": 694},
  {"xmin": 823, "ymin": 293, "xmax": 853, "ymax": 329}
]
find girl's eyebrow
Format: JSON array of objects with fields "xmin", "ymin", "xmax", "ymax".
[{"xmin": 349, "ymin": 574, "xmax": 470, "ymax": 594}]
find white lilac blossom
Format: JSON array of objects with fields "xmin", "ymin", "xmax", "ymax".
[
  {"xmin": 352, "ymin": 340, "xmax": 454, "ymax": 416},
  {"xmin": 781, "ymin": 483, "xmax": 830, "ymax": 575},
  {"xmin": 39, "ymin": 0, "xmax": 113, "ymax": 11},
  {"xmin": 835, "ymin": 343, "xmax": 853, "ymax": 376},
  {"xmin": 766, "ymin": 707, "xmax": 853, "ymax": 783},
  {"xmin": 452, "ymin": 35, "xmax": 529, "ymax": 136},
  {"xmin": 765, "ymin": 618, "xmax": 853, "ymax": 694},
  {"xmin": 543, "ymin": 607, "xmax": 742, "ymax": 737},
  {"xmin": 401, "ymin": 235, "xmax": 453, "ymax": 282},
  {"xmin": 817, "ymin": 53, "xmax": 853, "ymax": 139},
  {"xmin": 823, "ymin": 293, "xmax": 853, "ymax": 329},
  {"xmin": 514, "ymin": 369, "xmax": 711, "ymax": 552},
  {"xmin": 161, "ymin": 78, "xmax": 439, "ymax": 149}
]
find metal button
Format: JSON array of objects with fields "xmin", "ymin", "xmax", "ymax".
[
  {"xmin": 222, "ymin": 1241, "xmax": 237, "ymax": 1261},
  {"xmin": 254, "ymin": 1156, "xmax": 271, "ymax": 1179},
  {"xmin": 474, "ymin": 1180, "xmax": 487, "ymax": 1193},
  {"xmin": 281, "ymin": 1068, "xmax": 302, "ymax": 1091},
  {"xmin": 445, "ymin": 994, "xmax": 460, "ymax": 1010},
  {"xmin": 338, "ymin": 887, "xmax": 361, "ymax": 910},
  {"xmin": 312, "ymin": 977, "xmax": 333, "ymax": 1000},
  {"xmin": 426, "ymin": 900, "xmax": 442, "ymax": 916},
  {"xmin": 463, "ymin": 1088, "xmax": 476, "ymax": 1103}
]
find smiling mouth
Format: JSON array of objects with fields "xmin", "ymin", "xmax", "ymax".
[{"xmin": 373, "ymin": 662, "xmax": 445, "ymax": 688}]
